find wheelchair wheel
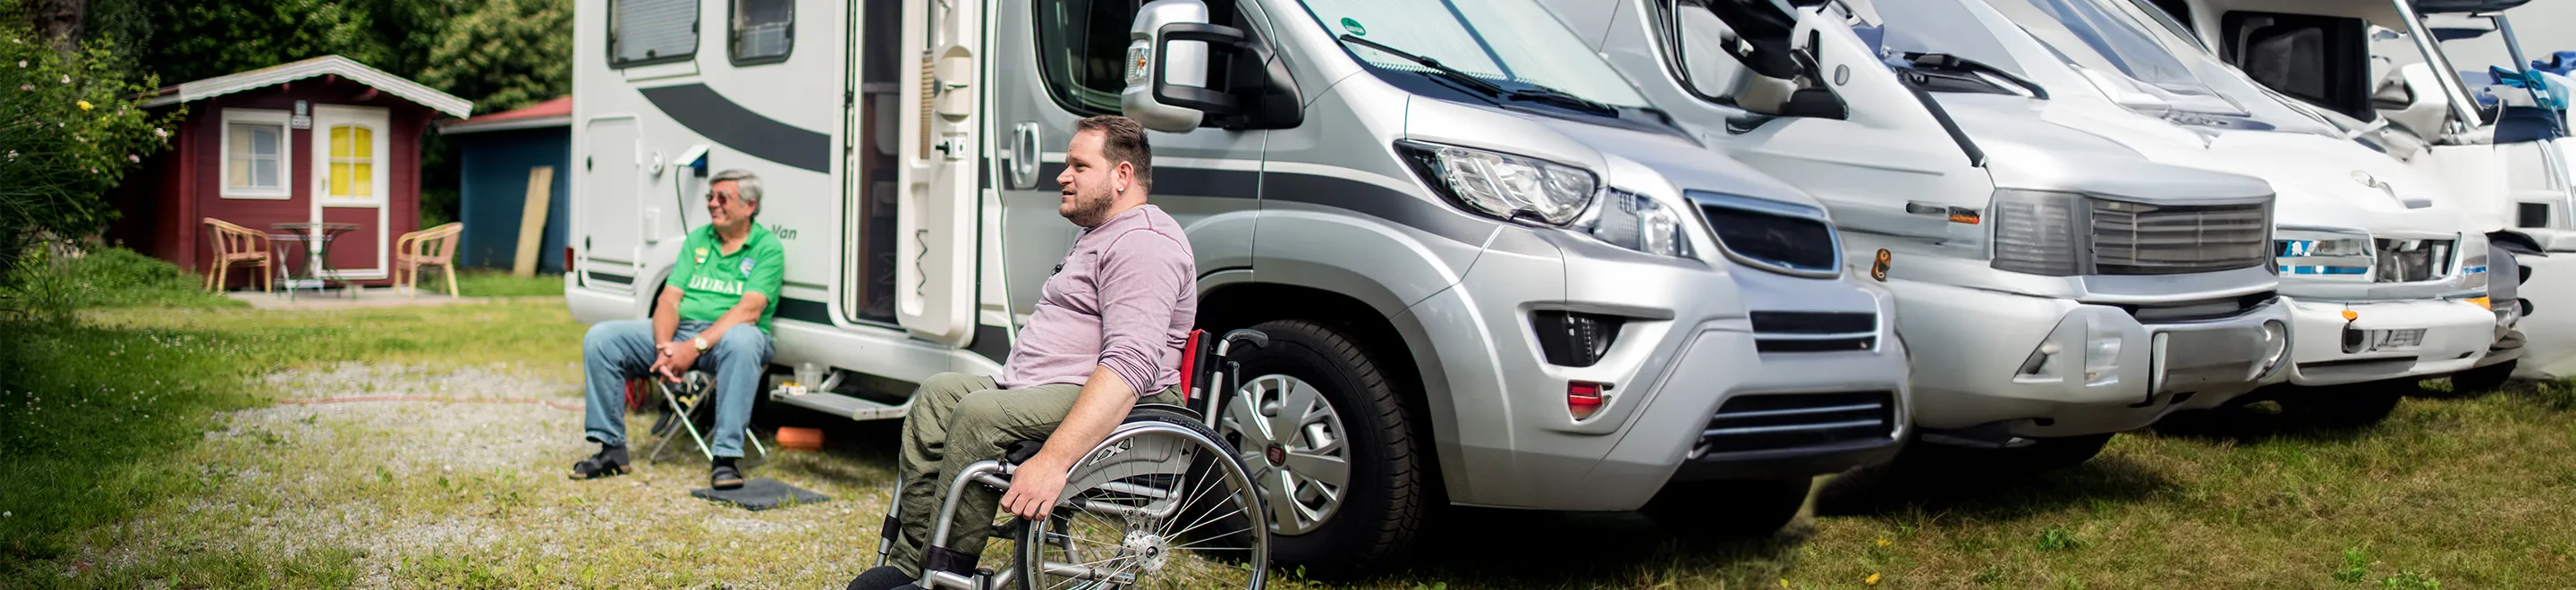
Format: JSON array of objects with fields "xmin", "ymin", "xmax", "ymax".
[{"xmin": 1016, "ymin": 408, "xmax": 1268, "ymax": 590}]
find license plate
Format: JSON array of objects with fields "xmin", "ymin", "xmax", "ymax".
[{"xmin": 2368, "ymin": 328, "xmax": 2427, "ymax": 351}]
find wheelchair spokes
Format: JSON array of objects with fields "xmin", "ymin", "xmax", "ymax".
[{"xmin": 1015, "ymin": 417, "xmax": 1267, "ymax": 590}]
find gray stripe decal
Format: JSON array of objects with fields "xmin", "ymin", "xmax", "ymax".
[
  {"xmin": 639, "ymin": 84, "xmax": 833, "ymax": 173},
  {"xmin": 970, "ymin": 324, "xmax": 1011, "ymax": 364},
  {"xmin": 588, "ymin": 272, "xmax": 634, "ymax": 285},
  {"xmin": 1033, "ymin": 163, "xmax": 1490, "ymax": 243},
  {"xmin": 777, "ymin": 297, "xmax": 833, "ymax": 324}
]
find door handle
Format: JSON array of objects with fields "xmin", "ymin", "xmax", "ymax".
[{"xmin": 1009, "ymin": 122, "xmax": 1042, "ymax": 190}]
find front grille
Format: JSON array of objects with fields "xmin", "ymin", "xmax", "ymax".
[
  {"xmin": 2089, "ymin": 200, "xmax": 2270, "ymax": 275},
  {"xmin": 1750, "ymin": 311, "xmax": 1877, "ymax": 353},
  {"xmin": 2374, "ymin": 238, "xmax": 2455, "ymax": 282},
  {"xmin": 1699, "ymin": 205, "xmax": 1839, "ymax": 274},
  {"xmin": 1696, "ymin": 392, "xmax": 1896, "ymax": 455}
]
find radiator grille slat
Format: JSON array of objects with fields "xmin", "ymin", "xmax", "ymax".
[
  {"xmin": 1695, "ymin": 392, "xmax": 1896, "ymax": 455},
  {"xmin": 2091, "ymin": 201, "xmax": 2271, "ymax": 275}
]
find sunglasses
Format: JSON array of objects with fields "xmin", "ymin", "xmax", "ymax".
[{"xmin": 707, "ymin": 190, "xmax": 745, "ymax": 206}]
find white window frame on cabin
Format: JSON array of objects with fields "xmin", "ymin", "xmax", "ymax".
[{"xmin": 219, "ymin": 108, "xmax": 292, "ymax": 200}]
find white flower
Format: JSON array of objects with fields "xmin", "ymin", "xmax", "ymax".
[
  {"xmin": 13, "ymin": 60, "xmax": 22, "ymax": 68},
  {"xmin": 59, "ymin": 74, "xmax": 68, "ymax": 84},
  {"xmin": 152, "ymin": 127, "xmax": 167, "ymax": 138},
  {"xmin": 15, "ymin": 84, "xmax": 29, "ymax": 90},
  {"xmin": 5, "ymin": 150, "xmax": 16, "ymax": 160},
  {"xmin": 127, "ymin": 154, "xmax": 140, "ymax": 163}
]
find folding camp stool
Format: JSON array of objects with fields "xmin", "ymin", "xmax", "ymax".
[{"xmin": 646, "ymin": 369, "xmax": 770, "ymax": 466}]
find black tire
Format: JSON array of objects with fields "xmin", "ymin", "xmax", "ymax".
[
  {"xmin": 1218, "ymin": 319, "xmax": 1422, "ymax": 580},
  {"xmin": 2276, "ymin": 384, "xmax": 2405, "ymax": 429},
  {"xmin": 2448, "ymin": 358, "xmax": 2517, "ymax": 396},
  {"xmin": 1641, "ymin": 478, "xmax": 1812, "ymax": 537},
  {"xmin": 1895, "ymin": 433, "xmax": 2114, "ymax": 477}
]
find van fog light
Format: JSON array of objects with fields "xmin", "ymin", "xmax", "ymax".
[
  {"xmin": 1532, "ymin": 311, "xmax": 1623, "ymax": 367},
  {"xmin": 2083, "ymin": 332, "xmax": 2122, "ymax": 387},
  {"xmin": 2257, "ymin": 320, "xmax": 2290, "ymax": 377}
]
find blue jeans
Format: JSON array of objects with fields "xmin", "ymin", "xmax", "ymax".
[{"xmin": 581, "ymin": 318, "xmax": 773, "ymax": 458}]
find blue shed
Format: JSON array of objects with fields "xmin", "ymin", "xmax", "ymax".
[{"xmin": 439, "ymin": 96, "xmax": 572, "ymax": 274}]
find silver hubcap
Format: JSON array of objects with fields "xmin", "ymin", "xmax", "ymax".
[{"xmin": 1217, "ymin": 374, "xmax": 1351, "ymax": 536}]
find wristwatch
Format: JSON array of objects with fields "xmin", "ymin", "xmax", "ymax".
[{"xmin": 692, "ymin": 336, "xmax": 710, "ymax": 352}]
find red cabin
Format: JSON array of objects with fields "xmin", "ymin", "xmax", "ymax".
[{"xmin": 106, "ymin": 55, "xmax": 471, "ymax": 289}]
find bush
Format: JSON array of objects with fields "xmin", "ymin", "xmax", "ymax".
[
  {"xmin": 0, "ymin": 24, "xmax": 181, "ymax": 292},
  {"xmin": 0, "ymin": 246, "xmax": 241, "ymax": 320}
]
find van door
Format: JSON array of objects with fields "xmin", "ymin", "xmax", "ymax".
[
  {"xmin": 987, "ymin": 0, "xmax": 1271, "ymax": 329},
  {"xmin": 895, "ymin": 0, "xmax": 981, "ymax": 345},
  {"xmin": 579, "ymin": 116, "xmax": 645, "ymax": 291}
]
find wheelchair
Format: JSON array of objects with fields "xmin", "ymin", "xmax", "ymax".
[{"xmin": 874, "ymin": 328, "xmax": 1275, "ymax": 590}]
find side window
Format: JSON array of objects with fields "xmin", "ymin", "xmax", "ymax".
[
  {"xmin": 1034, "ymin": 0, "xmax": 1143, "ymax": 115},
  {"xmin": 1669, "ymin": 2, "xmax": 1750, "ymax": 100},
  {"xmin": 1033, "ymin": 0, "xmax": 1247, "ymax": 116},
  {"xmin": 2219, "ymin": 12, "xmax": 2371, "ymax": 119},
  {"xmin": 612, "ymin": 0, "xmax": 701, "ymax": 67},
  {"xmin": 221, "ymin": 109, "xmax": 291, "ymax": 199},
  {"xmin": 731, "ymin": 0, "xmax": 793, "ymax": 64}
]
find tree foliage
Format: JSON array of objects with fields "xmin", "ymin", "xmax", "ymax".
[
  {"xmin": 0, "ymin": 24, "xmax": 180, "ymax": 291},
  {"xmin": 419, "ymin": 0, "xmax": 570, "ymax": 114}
]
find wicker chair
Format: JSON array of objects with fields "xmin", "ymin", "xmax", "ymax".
[
  {"xmin": 200, "ymin": 217, "xmax": 274, "ymax": 292},
  {"xmin": 394, "ymin": 222, "xmax": 463, "ymax": 299}
]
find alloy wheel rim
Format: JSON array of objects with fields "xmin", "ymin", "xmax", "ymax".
[{"xmin": 1218, "ymin": 374, "xmax": 1352, "ymax": 536}]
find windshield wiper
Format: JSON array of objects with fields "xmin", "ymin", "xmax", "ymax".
[
  {"xmin": 1336, "ymin": 34, "xmax": 1510, "ymax": 97},
  {"xmin": 1897, "ymin": 52, "xmax": 2049, "ymax": 99},
  {"xmin": 1336, "ymin": 34, "xmax": 1620, "ymax": 116},
  {"xmin": 1504, "ymin": 85, "xmax": 1618, "ymax": 115}
]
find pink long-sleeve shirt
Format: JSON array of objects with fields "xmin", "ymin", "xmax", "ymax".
[{"xmin": 996, "ymin": 205, "xmax": 1199, "ymax": 394}]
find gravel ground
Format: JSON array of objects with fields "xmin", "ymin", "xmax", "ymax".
[{"xmin": 76, "ymin": 362, "xmax": 908, "ymax": 588}]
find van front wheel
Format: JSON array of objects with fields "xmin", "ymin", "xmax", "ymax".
[{"xmin": 1214, "ymin": 319, "xmax": 1422, "ymax": 579}]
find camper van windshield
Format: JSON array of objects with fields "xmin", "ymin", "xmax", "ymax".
[
  {"xmin": 1883, "ymin": 0, "xmax": 2241, "ymax": 113},
  {"xmin": 1296, "ymin": 0, "xmax": 1653, "ymax": 111}
]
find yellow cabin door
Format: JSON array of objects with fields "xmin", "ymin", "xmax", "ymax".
[{"xmin": 309, "ymin": 105, "xmax": 393, "ymax": 280}]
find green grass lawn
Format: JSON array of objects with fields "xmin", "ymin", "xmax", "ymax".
[
  {"xmin": 4, "ymin": 248, "xmax": 2576, "ymax": 588},
  {"xmin": 437, "ymin": 268, "xmax": 566, "ymax": 299}
]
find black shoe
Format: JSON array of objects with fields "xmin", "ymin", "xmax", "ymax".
[
  {"xmin": 710, "ymin": 458, "xmax": 745, "ymax": 490},
  {"xmin": 844, "ymin": 565, "xmax": 914, "ymax": 590},
  {"xmin": 569, "ymin": 443, "xmax": 629, "ymax": 479}
]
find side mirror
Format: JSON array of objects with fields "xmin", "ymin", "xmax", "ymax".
[
  {"xmin": 2380, "ymin": 63, "xmax": 2453, "ymax": 135},
  {"xmin": 1123, "ymin": 0, "xmax": 1248, "ymax": 133},
  {"xmin": 2370, "ymin": 74, "xmax": 2415, "ymax": 111}
]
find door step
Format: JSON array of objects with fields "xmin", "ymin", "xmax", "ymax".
[{"xmin": 771, "ymin": 389, "xmax": 909, "ymax": 421}]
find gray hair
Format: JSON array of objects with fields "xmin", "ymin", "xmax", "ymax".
[{"xmin": 709, "ymin": 169, "xmax": 762, "ymax": 215}]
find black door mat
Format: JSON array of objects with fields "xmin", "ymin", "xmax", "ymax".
[{"xmin": 690, "ymin": 477, "xmax": 833, "ymax": 510}]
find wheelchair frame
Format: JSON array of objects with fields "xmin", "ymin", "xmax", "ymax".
[{"xmin": 874, "ymin": 328, "xmax": 1275, "ymax": 590}]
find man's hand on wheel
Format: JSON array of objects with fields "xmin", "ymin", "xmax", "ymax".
[{"xmin": 1003, "ymin": 455, "xmax": 1073, "ymax": 520}]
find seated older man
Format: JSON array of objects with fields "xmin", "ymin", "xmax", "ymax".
[{"xmin": 567, "ymin": 169, "xmax": 785, "ymax": 490}]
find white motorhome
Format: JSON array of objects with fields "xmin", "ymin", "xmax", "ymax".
[
  {"xmin": 2145, "ymin": 0, "xmax": 2560, "ymax": 385},
  {"xmin": 570, "ymin": 0, "xmax": 1914, "ymax": 576},
  {"xmin": 1544, "ymin": 0, "xmax": 2334, "ymax": 473}
]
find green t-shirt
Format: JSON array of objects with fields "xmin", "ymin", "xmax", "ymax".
[{"xmin": 665, "ymin": 223, "xmax": 787, "ymax": 333}]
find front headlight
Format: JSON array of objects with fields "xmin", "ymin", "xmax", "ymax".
[
  {"xmin": 1397, "ymin": 141, "xmax": 1597, "ymax": 225},
  {"xmin": 1988, "ymin": 189, "xmax": 2085, "ymax": 276},
  {"xmin": 1573, "ymin": 190, "xmax": 1692, "ymax": 257}
]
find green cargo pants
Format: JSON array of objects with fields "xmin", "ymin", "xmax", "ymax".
[{"xmin": 885, "ymin": 372, "xmax": 1181, "ymax": 577}]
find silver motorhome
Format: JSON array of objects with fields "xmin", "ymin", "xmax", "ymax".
[
  {"xmin": 569, "ymin": 0, "xmax": 1911, "ymax": 575},
  {"xmin": 1544, "ymin": 0, "xmax": 2300, "ymax": 470}
]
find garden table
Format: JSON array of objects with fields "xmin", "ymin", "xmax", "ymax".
[{"xmin": 269, "ymin": 223, "xmax": 361, "ymax": 299}]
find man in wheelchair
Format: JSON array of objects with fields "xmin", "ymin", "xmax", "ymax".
[
  {"xmin": 567, "ymin": 169, "xmax": 785, "ymax": 490},
  {"xmin": 846, "ymin": 115, "xmax": 1202, "ymax": 590}
]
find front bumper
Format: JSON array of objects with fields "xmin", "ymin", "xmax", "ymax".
[
  {"xmin": 1415, "ymin": 228, "xmax": 1910, "ymax": 511},
  {"xmin": 2280, "ymin": 297, "xmax": 2497, "ymax": 386},
  {"xmin": 1888, "ymin": 278, "xmax": 2292, "ymax": 440}
]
